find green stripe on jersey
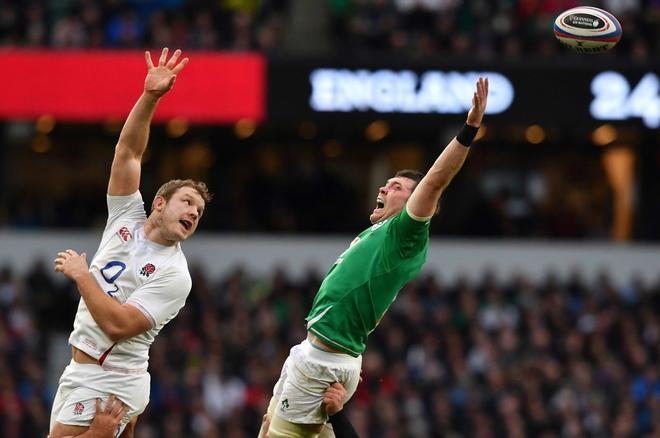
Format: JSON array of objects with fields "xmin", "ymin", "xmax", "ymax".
[{"xmin": 305, "ymin": 206, "xmax": 429, "ymax": 357}]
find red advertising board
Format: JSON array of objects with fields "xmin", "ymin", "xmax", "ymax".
[{"xmin": 0, "ymin": 50, "xmax": 265, "ymax": 123}]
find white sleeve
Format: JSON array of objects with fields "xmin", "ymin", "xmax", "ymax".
[
  {"xmin": 125, "ymin": 269, "xmax": 191, "ymax": 329},
  {"xmin": 106, "ymin": 191, "xmax": 147, "ymax": 228}
]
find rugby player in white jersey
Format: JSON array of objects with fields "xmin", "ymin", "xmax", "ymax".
[{"xmin": 49, "ymin": 48, "xmax": 211, "ymax": 438}]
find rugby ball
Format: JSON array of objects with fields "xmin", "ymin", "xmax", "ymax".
[{"xmin": 554, "ymin": 7, "xmax": 622, "ymax": 53}]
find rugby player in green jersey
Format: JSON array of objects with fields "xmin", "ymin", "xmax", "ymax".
[{"xmin": 261, "ymin": 77, "xmax": 489, "ymax": 438}]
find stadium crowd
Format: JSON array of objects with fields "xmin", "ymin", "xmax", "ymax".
[
  {"xmin": 0, "ymin": 0, "xmax": 658, "ymax": 57},
  {"xmin": 0, "ymin": 0, "xmax": 290, "ymax": 51},
  {"xmin": 330, "ymin": 0, "xmax": 660, "ymax": 58},
  {"xmin": 0, "ymin": 260, "xmax": 659, "ymax": 436}
]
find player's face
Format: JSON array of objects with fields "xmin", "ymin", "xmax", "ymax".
[
  {"xmin": 160, "ymin": 187, "xmax": 205, "ymax": 241},
  {"xmin": 369, "ymin": 176, "xmax": 416, "ymax": 224}
]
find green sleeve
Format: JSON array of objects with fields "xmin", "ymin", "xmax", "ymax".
[{"xmin": 383, "ymin": 205, "xmax": 430, "ymax": 262}]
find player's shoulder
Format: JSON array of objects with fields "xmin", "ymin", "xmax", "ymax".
[
  {"xmin": 167, "ymin": 250, "xmax": 192, "ymax": 279},
  {"xmin": 155, "ymin": 260, "xmax": 192, "ymax": 294},
  {"xmin": 175, "ymin": 246, "xmax": 190, "ymax": 268},
  {"xmin": 391, "ymin": 205, "xmax": 432, "ymax": 226},
  {"xmin": 107, "ymin": 190, "xmax": 144, "ymax": 208},
  {"xmin": 163, "ymin": 252, "xmax": 190, "ymax": 276},
  {"xmin": 106, "ymin": 190, "xmax": 147, "ymax": 223},
  {"xmin": 384, "ymin": 206, "xmax": 431, "ymax": 243}
]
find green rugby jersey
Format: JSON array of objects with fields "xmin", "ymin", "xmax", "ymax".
[{"xmin": 305, "ymin": 205, "xmax": 430, "ymax": 357}]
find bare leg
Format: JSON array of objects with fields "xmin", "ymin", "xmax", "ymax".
[{"xmin": 49, "ymin": 423, "xmax": 89, "ymax": 438}]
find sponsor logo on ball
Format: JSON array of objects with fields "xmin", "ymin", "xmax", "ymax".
[{"xmin": 563, "ymin": 13, "xmax": 607, "ymax": 30}]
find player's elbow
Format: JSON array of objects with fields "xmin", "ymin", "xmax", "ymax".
[
  {"xmin": 103, "ymin": 318, "xmax": 132, "ymax": 343},
  {"xmin": 104, "ymin": 324, "xmax": 127, "ymax": 343},
  {"xmin": 105, "ymin": 323, "xmax": 145, "ymax": 343},
  {"xmin": 105, "ymin": 308, "xmax": 152, "ymax": 342}
]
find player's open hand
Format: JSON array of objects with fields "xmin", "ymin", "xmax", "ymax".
[
  {"xmin": 88, "ymin": 395, "xmax": 129, "ymax": 437},
  {"xmin": 466, "ymin": 77, "xmax": 489, "ymax": 127},
  {"xmin": 144, "ymin": 48, "xmax": 189, "ymax": 98},
  {"xmin": 54, "ymin": 249, "xmax": 89, "ymax": 282},
  {"xmin": 323, "ymin": 382, "xmax": 347, "ymax": 416}
]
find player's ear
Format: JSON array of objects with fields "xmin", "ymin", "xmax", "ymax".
[{"xmin": 151, "ymin": 195, "xmax": 166, "ymax": 212}]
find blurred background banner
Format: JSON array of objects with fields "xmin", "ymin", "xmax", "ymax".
[
  {"xmin": 268, "ymin": 57, "xmax": 660, "ymax": 129},
  {"xmin": 0, "ymin": 50, "xmax": 266, "ymax": 122},
  {"xmin": 3, "ymin": 51, "xmax": 657, "ymax": 128}
]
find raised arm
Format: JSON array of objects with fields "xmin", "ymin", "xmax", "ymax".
[
  {"xmin": 107, "ymin": 48, "xmax": 189, "ymax": 196},
  {"xmin": 407, "ymin": 77, "xmax": 489, "ymax": 219}
]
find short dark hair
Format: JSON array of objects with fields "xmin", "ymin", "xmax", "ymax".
[
  {"xmin": 395, "ymin": 169, "xmax": 441, "ymax": 215},
  {"xmin": 395, "ymin": 169, "xmax": 424, "ymax": 187}
]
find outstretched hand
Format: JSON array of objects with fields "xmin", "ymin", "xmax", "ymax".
[
  {"xmin": 466, "ymin": 77, "xmax": 489, "ymax": 127},
  {"xmin": 144, "ymin": 48, "xmax": 189, "ymax": 98}
]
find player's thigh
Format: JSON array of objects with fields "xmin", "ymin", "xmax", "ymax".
[
  {"xmin": 49, "ymin": 422, "xmax": 89, "ymax": 438},
  {"xmin": 119, "ymin": 415, "xmax": 138, "ymax": 438},
  {"xmin": 50, "ymin": 381, "xmax": 71, "ymax": 432},
  {"xmin": 318, "ymin": 423, "xmax": 335, "ymax": 438},
  {"xmin": 258, "ymin": 396, "xmax": 279, "ymax": 438},
  {"xmin": 261, "ymin": 397, "xmax": 325, "ymax": 438},
  {"xmin": 260, "ymin": 356, "xmax": 294, "ymax": 438},
  {"xmin": 52, "ymin": 388, "xmax": 131, "ymax": 436},
  {"xmin": 268, "ymin": 412, "xmax": 324, "ymax": 438}
]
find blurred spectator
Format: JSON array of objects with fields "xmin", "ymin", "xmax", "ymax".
[
  {"xmin": 332, "ymin": 0, "xmax": 659, "ymax": 59},
  {"xmin": 0, "ymin": 0, "xmax": 290, "ymax": 52},
  {"xmin": 1, "ymin": 258, "xmax": 660, "ymax": 436},
  {"xmin": 0, "ymin": 0, "xmax": 657, "ymax": 57},
  {"xmin": 105, "ymin": 8, "xmax": 145, "ymax": 48}
]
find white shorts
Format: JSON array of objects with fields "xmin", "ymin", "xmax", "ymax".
[
  {"xmin": 271, "ymin": 340, "xmax": 362, "ymax": 425},
  {"xmin": 49, "ymin": 360, "xmax": 151, "ymax": 435}
]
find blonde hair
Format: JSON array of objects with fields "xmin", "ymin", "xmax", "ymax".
[{"xmin": 154, "ymin": 179, "xmax": 213, "ymax": 205}]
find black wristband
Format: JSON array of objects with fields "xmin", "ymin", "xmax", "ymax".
[
  {"xmin": 328, "ymin": 409, "xmax": 360, "ymax": 438},
  {"xmin": 456, "ymin": 123, "xmax": 479, "ymax": 147}
]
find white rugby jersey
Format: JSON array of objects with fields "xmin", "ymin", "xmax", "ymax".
[{"xmin": 68, "ymin": 191, "xmax": 191, "ymax": 373}]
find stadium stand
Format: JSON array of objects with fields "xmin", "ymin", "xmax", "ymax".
[
  {"xmin": 0, "ymin": 261, "xmax": 659, "ymax": 436},
  {"xmin": 0, "ymin": 0, "xmax": 657, "ymax": 57}
]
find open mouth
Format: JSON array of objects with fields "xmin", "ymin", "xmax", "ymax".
[
  {"xmin": 375, "ymin": 198, "xmax": 384, "ymax": 210},
  {"xmin": 179, "ymin": 219, "xmax": 193, "ymax": 231}
]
